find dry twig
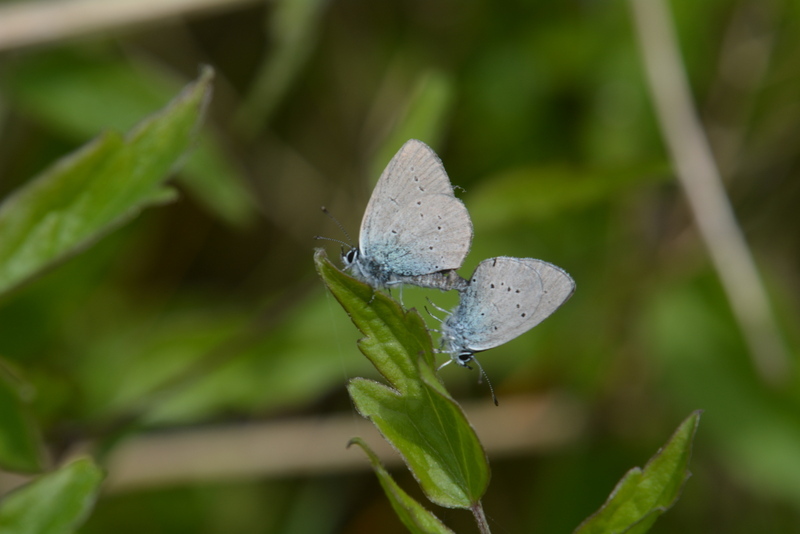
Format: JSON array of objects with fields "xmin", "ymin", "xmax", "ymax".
[{"xmin": 628, "ymin": 0, "xmax": 790, "ymax": 384}]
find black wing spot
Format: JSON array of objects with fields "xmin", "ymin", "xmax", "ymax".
[
  {"xmin": 437, "ymin": 226, "xmax": 442, "ymax": 230},
  {"xmin": 416, "ymin": 201, "xmax": 422, "ymax": 206},
  {"xmin": 490, "ymin": 284, "xmax": 495, "ymax": 289},
  {"xmin": 493, "ymin": 326, "xmax": 498, "ymax": 331},
  {"xmin": 521, "ymin": 313, "xmax": 526, "ymax": 318},
  {"xmin": 507, "ymin": 287, "xmax": 511, "ymax": 292},
  {"xmin": 515, "ymin": 289, "xmax": 520, "ymax": 293},
  {"xmin": 429, "ymin": 246, "xmax": 434, "ymax": 250},
  {"xmin": 516, "ymin": 304, "xmax": 520, "ymax": 309}
]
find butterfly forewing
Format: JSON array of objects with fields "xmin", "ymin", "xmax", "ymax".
[
  {"xmin": 520, "ymin": 259, "xmax": 576, "ymax": 326},
  {"xmin": 359, "ymin": 139, "xmax": 472, "ymax": 276},
  {"xmin": 366, "ymin": 194, "xmax": 471, "ymax": 275}
]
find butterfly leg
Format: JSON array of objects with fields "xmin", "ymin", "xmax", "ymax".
[
  {"xmin": 384, "ymin": 280, "xmax": 405, "ymax": 306},
  {"xmin": 425, "ymin": 297, "xmax": 451, "ymax": 318},
  {"xmin": 436, "ymin": 358, "xmax": 454, "ymax": 371}
]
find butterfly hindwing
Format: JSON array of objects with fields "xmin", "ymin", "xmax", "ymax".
[{"xmin": 445, "ymin": 257, "xmax": 575, "ymax": 353}]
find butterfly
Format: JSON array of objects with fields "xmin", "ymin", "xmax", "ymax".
[{"xmin": 434, "ymin": 256, "xmax": 575, "ymax": 402}]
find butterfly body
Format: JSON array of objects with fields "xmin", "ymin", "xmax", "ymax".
[{"xmin": 342, "ymin": 248, "xmax": 468, "ymax": 291}]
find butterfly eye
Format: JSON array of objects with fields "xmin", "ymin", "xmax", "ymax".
[
  {"xmin": 344, "ymin": 248, "xmax": 359, "ymax": 264},
  {"xmin": 457, "ymin": 352, "xmax": 473, "ymax": 365}
]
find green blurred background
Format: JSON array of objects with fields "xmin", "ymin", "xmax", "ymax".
[{"xmin": 1, "ymin": 0, "xmax": 799, "ymax": 532}]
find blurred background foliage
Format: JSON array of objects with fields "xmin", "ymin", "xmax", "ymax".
[{"xmin": 0, "ymin": 0, "xmax": 799, "ymax": 532}]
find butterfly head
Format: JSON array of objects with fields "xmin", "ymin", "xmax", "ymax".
[
  {"xmin": 455, "ymin": 351, "xmax": 475, "ymax": 368},
  {"xmin": 341, "ymin": 247, "xmax": 359, "ymax": 269}
]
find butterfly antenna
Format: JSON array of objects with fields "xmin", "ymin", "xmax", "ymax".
[
  {"xmin": 313, "ymin": 235, "xmax": 352, "ymax": 248},
  {"xmin": 319, "ymin": 206, "xmax": 354, "ymax": 245},
  {"xmin": 471, "ymin": 357, "xmax": 498, "ymax": 406}
]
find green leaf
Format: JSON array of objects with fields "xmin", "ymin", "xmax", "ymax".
[
  {"xmin": 574, "ymin": 411, "xmax": 701, "ymax": 534},
  {"xmin": 0, "ymin": 363, "xmax": 46, "ymax": 473},
  {"xmin": 314, "ymin": 249, "xmax": 489, "ymax": 509},
  {"xmin": 349, "ymin": 438, "xmax": 456, "ymax": 534},
  {"xmin": 0, "ymin": 457, "xmax": 104, "ymax": 534},
  {"xmin": 5, "ymin": 52, "xmax": 255, "ymax": 227},
  {"xmin": 645, "ymin": 283, "xmax": 800, "ymax": 506},
  {"xmin": 0, "ymin": 67, "xmax": 213, "ymax": 297}
]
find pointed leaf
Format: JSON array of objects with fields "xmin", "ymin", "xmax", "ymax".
[
  {"xmin": 5, "ymin": 53, "xmax": 254, "ymax": 227},
  {"xmin": 315, "ymin": 249, "xmax": 489, "ymax": 509},
  {"xmin": 646, "ymin": 284, "xmax": 800, "ymax": 507},
  {"xmin": 0, "ymin": 457, "xmax": 104, "ymax": 534},
  {"xmin": 574, "ymin": 411, "xmax": 701, "ymax": 534},
  {"xmin": 0, "ymin": 67, "xmax": 213, "ymax": 297},
  {"xmin": 349, "ymin": 438, "xmax": 455, "ymax": 534}
]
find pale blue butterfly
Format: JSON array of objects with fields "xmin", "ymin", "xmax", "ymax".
[{"xmin": 436, "ymin": 256, "xmax": 575, "ymax": 402}]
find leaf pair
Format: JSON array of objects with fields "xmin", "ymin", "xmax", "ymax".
[
  {"xmin": 0, "ymin": 68, "xmax": 213, "ymax": 532},
  {"xmin": 315, "ymin": 249, "xmax": 490, "ymax": 512},
  {"xmin": 316, "ymin": 248, "xmax": 701, "ymax": 534}
]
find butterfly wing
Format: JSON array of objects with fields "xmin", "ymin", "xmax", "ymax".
[
  {"xmin": 453, "ymin": 257, "xmax": 575, "ymax": 352},
  {"xmin": 359, "ymin": 140, "xmax": 473, "ymax": 275},
  {"xmin": 521, "ymin": 258, "xmax": 576, "ymax": 329},
  {"xmin": 366, "ymin": 193, "xmax": 472, "ymax": 275}
]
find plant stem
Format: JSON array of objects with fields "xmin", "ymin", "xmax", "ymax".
[
  {"xmin": 628, "ymin": 0, "xmax": 790, "ymax": 385},
  {"xmin": 471, "ymin": 501, "xmax": 492, "ymax": 534}
]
